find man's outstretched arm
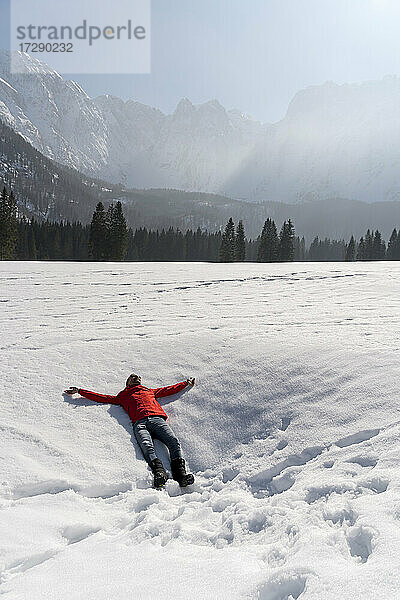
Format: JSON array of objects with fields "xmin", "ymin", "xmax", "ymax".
[
  {"xmin": 64, "ymin": 387, "xmax": 119, "ymax": 404},
  {"xmin": 153, "ymin": 378, "xmax": 195, "ymax": 398}
]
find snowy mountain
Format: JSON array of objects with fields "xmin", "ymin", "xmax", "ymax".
[
  {"xmin": 0, "ymin": 51, "xmax": 264, "ymax": 192},
  {"xmin": 2, "ymin": 50, "xmax": 400, "ymax": 203},
  {"xmin": 0, "ymin": 50, "xmax": 109, "ymax": 177},
  {"xmin": 233, "ymin": 77, "xmax": 400, "ymax": 203},
  {"xmin": 0, "ymin": 118, "xmax": 115, "ymax": 222},
  {"xmin": 1, "ymin": 261, "xmax": 400, "ymax": 599},
  {"xmin": 0, "ymin": 117, "xmax": 267, "ymax": 232}
]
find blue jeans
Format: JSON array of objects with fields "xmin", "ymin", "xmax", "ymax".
[{"xmin": 133, "ymin": 416, "xmax": 183, "ymax": 465}]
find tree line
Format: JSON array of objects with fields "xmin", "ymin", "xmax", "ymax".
[
  {"xmin": 219, "ymin": 217, "xmax": 400, "ymax": 262},
  {"xmin": 2, "ymin": 188, "xmax": 400, "ymax": 261},
  {"xmin": 219, "ymin": 217, "xmax": 296, "ymax": 262}
]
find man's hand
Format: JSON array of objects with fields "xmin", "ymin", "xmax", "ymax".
[
  {"xmin": 186, "ymin": 378, "xmax": 195, "ymax": 386},
  {"xmin": 64, "ymin": 386, "xmax": 79, "ymax": 395}
]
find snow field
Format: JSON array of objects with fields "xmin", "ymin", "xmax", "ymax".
[{"xmin": 1, "ymin": 262, "xmax": 400, "ymax": 599}]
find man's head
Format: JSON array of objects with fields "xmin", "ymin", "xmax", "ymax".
[{"xmin": 126, "ymin": 373, "xmax": 142, "ymax": 387}]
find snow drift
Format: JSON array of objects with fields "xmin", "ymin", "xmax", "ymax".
[{"xmin": 1, "ymin": 262, "xmax": 400, "ymax": 599}]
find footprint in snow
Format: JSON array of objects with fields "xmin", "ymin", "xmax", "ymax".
[
  {"xmin": 276, "ymin": 439, "xmax": 288, "ymax": 451},
  {"xmin": 334, "ymin": 429, "xmax": 380, "ymax": 448},
  {"xmin": 279, "ymin": 417, "xmax": 291, "ymax": 432},
  {"xmin": 346, "ymin": 525, "xmax": 375, "ymax": 564},
  {"xmin": 257, "ymin": 572, "xmax": 307, "ymax": 600},
  {"xmin": 345, "ymin": 456, "xmax": 378, "ymax": 468}
]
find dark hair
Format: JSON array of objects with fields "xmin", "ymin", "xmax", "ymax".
[{"xmin": 126, "ymin": 373, "xmax": 140, "ymax": 387}]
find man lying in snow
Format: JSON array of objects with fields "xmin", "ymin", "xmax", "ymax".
[{"xmin": 64, "ymin": 374, "xmax": 195, "ymax": 488}]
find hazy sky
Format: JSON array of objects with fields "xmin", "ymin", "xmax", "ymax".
[{"xmin": 2, "ymin": 0, "xmax": 400, "ymax": 122}]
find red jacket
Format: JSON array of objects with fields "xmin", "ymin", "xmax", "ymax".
[{"xmin": 78, "ymin": 381, "xmax": 188, "ymax": 424}]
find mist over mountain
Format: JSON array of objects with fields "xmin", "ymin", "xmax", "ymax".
[
  {"xmin": 3, "ymin": 51, "xmax": 400, "ymax": 205},
  {"xmin": 2, "ymin": 116, "xmax": 400, "ymax": 242},
  {"xmin": 234, "ymin": 77, "xmax": 400, "ymax": 204},
  {"xmin": 0, "ymin": 118, "xmax": 266, "ymax": 235}
]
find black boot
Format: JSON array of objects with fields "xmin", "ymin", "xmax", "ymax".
[
  {"xmin": 150, "ymin": 458, "xmax": 168, "ymax": 488},
  {"xmin": 170, "ymin": 458, "xmax": 195, "ymax": 487}
]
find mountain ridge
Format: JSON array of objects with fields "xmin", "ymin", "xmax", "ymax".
[{"xmin": 3, "ymin": 51, "xmax": 400, "ymax": 207}]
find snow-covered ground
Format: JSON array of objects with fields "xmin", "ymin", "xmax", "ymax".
[{"xmin": 1, "ymin": 261, "xmax": 400, "ymax": 600}]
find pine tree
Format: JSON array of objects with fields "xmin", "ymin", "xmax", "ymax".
[
  {"xmin": 372, "ymin": 230, "xmax": 385, "ymax": 260},
  {"xmin": 0, "ymin": 187, "xmax": 18, "ymax": 260},
  {"xmin": 387, "ymin": 228, "xmax": 399, "ymax": 260},
  {"xmin": 108, "ymin": 201, "xmax": 128, "ymax": 261},
  {"xmin": 279, "ymin": 219, "xmax": 295, "ymax": 262},
  {"xmin": 89, "ymin": 202, "xmax": 107, "ymax": 260},
  {"xmin": 364, "ymin": 229, "xmax": 373, "ymax": 260},
  {"xmin": 257, "ymin": 218, "xmax": 279, "ymax": 262},
  {"xmin": 257, "ymin": 221, "xmax": 267, "ymax": 262},
  {"xmin": 356, "ymin": 237, "xmax": 365, "ymax": 260},
  {"xmin": 219, "ymin": 217, "xmax": 235, "ymax": 262},
  {"xmin": 235, "ymin": 220, "xmax": 246, "ymax": 261},
  {"xmin": 345, "ymin": 235, "xmax": 356, "ymax": 261},
  {"xmin": 105, "ymin": 203, "xmax": 115, "ymax": 260}
]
